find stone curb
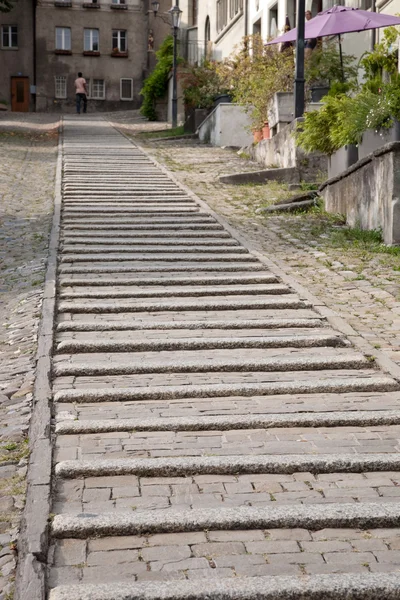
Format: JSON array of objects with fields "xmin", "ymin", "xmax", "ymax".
[
  {"xmin": 56, "ymin": 318, "xmax": 325, "ymax": 332},
  {"xmin": 14, "ymin": 121, "xmax": 63, "ymax": 600},
  {"xmin": 54, "ymin": 409, "xmax": 400, "ymax": 435},
  {"xmin": 53, "ymin": 376, "xmax": 397, "ymax": 403},
  {"xmin": 48, "ymin": 573, "xmax": 400, "ymax": 600},
  {"xmin": 55, "ymin": 453, "xmax": 400, "ymax": 479},
  {"xmin": 53, "ymin": 353, "xmax": 367, "ymax": 377},
  {"xmin": 55, "ymin": 333, "xmax": 346, "ymax": 353},
  {"xmin": 129, "ymin": 136, "xmax": 400, "ymax": 385},
  {"xmin": 51, "ymin": 503, "xmax": 400, "ymax": 538}
]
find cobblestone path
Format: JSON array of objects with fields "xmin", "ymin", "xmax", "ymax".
[{"xmin": 24, "ymin": 117, "xmax": 400, "ymax": 599}]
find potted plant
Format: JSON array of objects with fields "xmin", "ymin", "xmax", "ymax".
[{"xmin": 305, "ymin": 41, "xmax": 357, "ymax": 104}]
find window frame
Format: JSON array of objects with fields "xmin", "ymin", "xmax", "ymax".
[
  {"xmin": 55, "ymin": 26, "xmax": 71, "ymax": 50},
  {"xmin": 120, "ymin": 78, "xmax": 133, "ymax": 100},
  {"xmin": 86, "ymin": 78, "xmax": 105, "ymax": 99},
  {"xmin": 112, "ymin": 29, "xmax": 127, "ymax": 52},
  {"xmin": 55, "ymin": 75, "xmax": 67, "ymax": 99},
  {"xmin": 84, "ymin": 28, "xmax": 99, "ymax": 51},
  {"xmin": 1, "ymin": 25, "xmax": 18, "ymax": 49}
]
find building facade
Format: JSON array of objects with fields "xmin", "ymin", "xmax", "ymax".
[
  {"xmin": 0, "ymin": 0, "xmax": 36, "ymax": 111},
  {"xmin": 179, "ymin": 0, "xmax": 392, "ymax": 67},
  {"xmin": 0, "ymin": 0, "xmax": 148, "ymax": 112}
]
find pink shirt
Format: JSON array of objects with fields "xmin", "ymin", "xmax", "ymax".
[{"xmin": 75, "ymin": 77, "xmax": 87, "ymax": 94}]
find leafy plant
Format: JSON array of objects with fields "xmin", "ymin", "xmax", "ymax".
[
  {"xmin": 140, "ymin": 36, "xmax": 176, "ymax": 121},
  {"xmin": 306, "ymin": 41, "xmax": 357, "ymax": 89},
  {"xmin": 360, "ymin": 26, "xmax": 400, "ymax": 90},
  {"xmin": 223, "ymin": 34, "xmax": 295, "ymax": 130},
  {"xmin": 0, "ymin": 0, "xmax": 15, "ymax": 12},
  {"xmin": 181, "ymin": 60, "xmax": 230, "ymax": 111}
]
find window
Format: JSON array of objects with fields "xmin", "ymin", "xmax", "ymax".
[
  {"xmin": 120, "ymin": 78, "xmax": 133, "ymax": 100},
  {"xmin": 112, "ymin": 0, "xmax": 125, "ymax": 3},
  {"xmin": 189, "ymin": 0, "xmax": 198, "ymax": 26},
  {"xmin": 216, "ymin": 0, "xmax": 228, "ymax": 32},
  {"xmin": 230, "ymin": 0, "xmax": 242, "ymax": 19},
  {"xmin": 55, "ymin": 27, "xmax": 71, "ymax": 50},
  {"xmin": 84, "ymin": 28, "xmax": 99, "ymax": 51},
  {"xmin": 1, "ymin": 25, "xmax": 18, "ymax": 49},
  {"xmin": 86, "ymin": 78, "xmax": 105, "ymax": 99},
  {"xmin": 112, "ymin": 30, "xmax": 126, "ymax": 52},
  {"xmin": 55, "ymin": 75, "xmax": 67, "ymax": 98}
]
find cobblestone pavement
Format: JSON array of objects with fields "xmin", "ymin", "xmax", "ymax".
[
  {"xmin": 18, "ymin": 115, "xmax": 400, "ymax": 600},
  {"xmin": 0, "ymin": 116, "xmax": 59, "ymax": 599},
  {"xmin": 136, "ymin": 137, "xmax": 400, "ymax": 368}
]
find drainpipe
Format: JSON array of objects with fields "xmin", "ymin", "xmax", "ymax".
[
  {"xmin": 33, "ymin": 0, "xmax": 37, "ymax": 111},
  {"xmin": 244, "ymin": 0, "xmax": 248, "ymax": 37},
  {"xmin": 370, "ymin": 0, "xmax": 376, "ymax": 51}
]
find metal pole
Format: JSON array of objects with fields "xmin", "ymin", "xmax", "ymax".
[
  {"xmin": 371, "ymin": 0, "xmax": 376, "ymax": 51},
  {"xmin": 172, "ymin": 25, "xmax": 178, "ymax": 128},
  {"xmin": 294, "ymin": 0, "xmax": 306, "ymax": 118}
]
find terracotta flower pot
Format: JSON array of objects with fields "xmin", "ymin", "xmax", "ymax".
[
  {"xmin": 253, "ymin": 129, "xmax": 263, "ymax": 143},
  {"xmin": 262, "ymin": 123, "xmax": 270, "ymax": 140}
]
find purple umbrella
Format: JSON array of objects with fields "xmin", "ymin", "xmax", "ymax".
[{"xmin": 266, "ymin": 5, "xmax": 400, "ymax": 45}]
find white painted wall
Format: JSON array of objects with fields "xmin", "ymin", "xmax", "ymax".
[{"xmin": 198, "ymin": 103, "xmax": 253, "ymax": 146}]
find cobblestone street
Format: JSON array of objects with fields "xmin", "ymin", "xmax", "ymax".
[
  {"xmin": 135, "ymin": 136, "xmax": 400, "ymax": 370},
  {"xmin": 0, "ymin": 114, "xmax": 59, "ymax": 599},
  {"xmin": 2, "ymin": 113, "xmax": 400, "ymax": 600}
]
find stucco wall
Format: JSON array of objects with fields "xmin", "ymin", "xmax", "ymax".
[
  {"xmin": 0, "ymin": 0, "xmax": 35, "ymax": 110},
  {"xmin": 247, "ymin": 119, "xmax": 328, "ymax": 177},
  {"xmin": 35, "ymin": 0, "xmax": 147, "ymax": 112},
  {"xmin": 321, "ymin": 143, "xmax": 400, "ymax": 246},
  {"xmin": 198, "ymin": 103, "xmax": 253, "ymax": 147}
]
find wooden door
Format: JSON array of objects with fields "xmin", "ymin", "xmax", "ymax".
[{"xmin": 11, "ymin": 77, "xmax": 29, "ymax": 112}]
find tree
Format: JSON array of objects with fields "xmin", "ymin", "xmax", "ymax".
[{"xmin": 0, "ymin": 0, "xmax": 15, "ymax": 12}]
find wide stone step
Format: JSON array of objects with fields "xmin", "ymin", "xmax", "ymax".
[
  {"xmin": 57, "ymin": 329, "xmax": 334, "ymax": 354},
  {"xmin": 59, "ymin": 263, "xmax": 264, "ymax": 274},
  {"xmin": 56, "ymin": 317, "xmax": 325, "ymax": 332},
  {"xmin": 59, "ymin": 253, "xmax": 258, "ymax": 264},
  {"xmin": 58, "ymin": 274, "xmax": 278, "ymax": 287},
  {"xmin": 54, "ymin": 409, "xmax": 400, "ymax": 434},
  {"xmin": 47, "ymin": 574, "xmax": 400, "ymax": 600},
  {"xmin": 61, "ymin": 237, "xmax": 239, "ymax": 246},
  {"xmin": 53, "ymin": 376, "xmax": 398, "ymax": 403},
  {"xmin": 60, "ymin": 245, "xmax": 249, "ymax": 255},
  {"xmin": 53, "ymin": 352, "xmax": 365, "ymax": 377},
  {"xmin": 59, "ymin": 284, "xmax": 290, "ymax": 300},
  {"xmin": 62, "ymin": 230, "xmax": 232, "ymax": 239},
  {"xmin": 50, "ymin": 503, "xmax": 400, "ymax": 538},
  {"xmin": 58, "ymin": 297, "xmax": 308, "ymax": 313},
  {"xmin": 62, "ymin": 207, "xmax": 201, "ymax": 214}
]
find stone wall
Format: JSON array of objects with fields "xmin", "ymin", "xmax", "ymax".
[
  {"xmin": 198, "ymin": 104, "xmax": 253, "ymax": 147},
  {"xmin": 320, "ymin": 142, "xmax": 400, "ymax": 246},
  {"xmin": 247, "ymin": 119, "xmax": 328, "ymax": 178}
]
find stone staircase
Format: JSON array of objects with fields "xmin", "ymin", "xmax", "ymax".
[{"xmin": 45, "ymin": 117, "xmax": 400, "ymax": 599}]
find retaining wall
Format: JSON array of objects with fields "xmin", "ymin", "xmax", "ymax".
[
  {"xmin": 320, "ymin": 142, "xmax": 400, "ymax": 246},
  {"xmin": 197, "ymin": 104, "xmax": 253, "ymax": 147}
]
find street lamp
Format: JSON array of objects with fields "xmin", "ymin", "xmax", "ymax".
[
  {"xmin": 151, "ymin": 1, "xmax": 159, "ymax": 17},
  {"xmin": 169, "ymin": 4, "xmax": 182, "ymax": 128}
]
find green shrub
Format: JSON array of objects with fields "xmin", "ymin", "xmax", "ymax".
[
  {"xmin": 181, "ymin": 60, "xmax": 230, "ymax": 111},
  {"xmin": 140, "ymin": 36, "xmax": 174, "ymax": 121}
]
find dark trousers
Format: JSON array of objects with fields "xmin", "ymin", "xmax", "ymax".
[{"xmin": 76, "ymin": 93, "xmax": 87, "ymax": 114}]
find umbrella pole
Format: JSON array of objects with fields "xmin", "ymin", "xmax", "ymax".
[
  {"xmin": 338, "ymin": 35, "xmax": 344, "ymax": 82},
  {"xmin": 294, "ymin": 0, "xmax": 306, "ymax": 118}
]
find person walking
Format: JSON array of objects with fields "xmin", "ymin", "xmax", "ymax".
[
  {"xmin": 75, "ymin": 72, "xmax": 88, "ymax": 114},
  {"xmin": 305, "ymin": 10, "xmax": 318, "ymax": 56}
]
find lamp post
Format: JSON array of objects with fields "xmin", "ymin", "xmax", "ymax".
[
  {"xmin": 169, "ymin": 4, "xmax": 182, "ymax": 128},
  {"xmin": 151, "ymin": 1, "xmax": 160, "ymax": 16},
  {"xmin": 294, "ymin": 0, "xmax": 306, "ymax": 118}
]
